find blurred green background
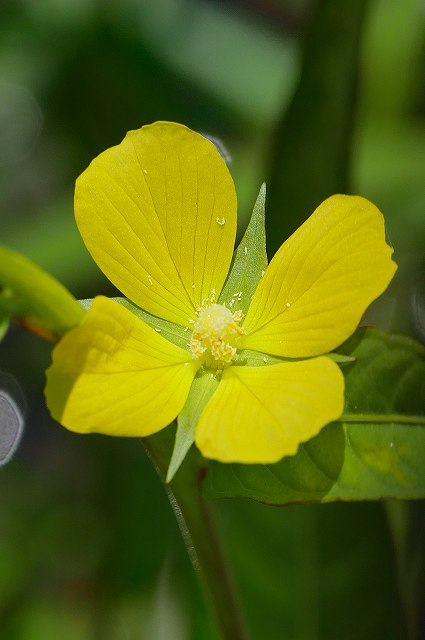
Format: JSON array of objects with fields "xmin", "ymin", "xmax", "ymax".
[{"xmin": 1, "ymin": 0, "xmax": 424, "ymax": 638}]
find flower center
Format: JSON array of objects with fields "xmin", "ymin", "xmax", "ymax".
[{"xmin": 190, "ymin": 303, "xmax": 245, "ymax": 367}]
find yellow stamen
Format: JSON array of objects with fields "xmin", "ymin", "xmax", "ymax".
[{"xmin": 190, "ymin": 303, "xmax": 245, "ymax": 367}]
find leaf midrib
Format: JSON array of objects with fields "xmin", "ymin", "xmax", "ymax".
[{"xmin": 341, "ymin": 413, "xmax": 425, "ymax": 425}]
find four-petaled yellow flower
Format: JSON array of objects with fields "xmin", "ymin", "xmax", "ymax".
[{"xmin": 45, "ymin": 122, "xmax": 397, "ymax": 464}]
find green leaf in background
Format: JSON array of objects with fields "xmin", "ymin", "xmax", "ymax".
[
  {"xmin": 0, "ymin": 245, "xmax": 84, "ymax": 341},
  {"xmin": 205, "ymin": 328, "xmax": 425, "ymax": 504},
  {"xmin": 267, "ymin": 0, "xmax": 369, "ymax": 254}
]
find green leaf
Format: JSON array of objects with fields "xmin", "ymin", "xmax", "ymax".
[
  {"xmin": 219, "ymin": 183, "xmax": 267, "ymax": 315},
  {"xmin": 0, "ymin": 244, "xmax": 84, "ymax": 340},
  {"xmin": 205, "ymin": 328, "xmax": 425, "ymax": 504}
]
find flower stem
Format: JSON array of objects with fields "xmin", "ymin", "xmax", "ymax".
[{"xmin": 144, "ymin": 428, "xmax": 249, "ymax": 640}]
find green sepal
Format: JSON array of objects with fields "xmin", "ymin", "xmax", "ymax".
[
  {"xmin": 80, "ymin": 296, "xmax": 189, "ymax": 350},
  {"xmin": 0, "ymin": 244, "xmax": 84, "ymax": 340},
  {"xmin": 166, "ymin": 371, "xmax": 220, "ymax": 482},
  {"xmin": 234, "ymin": 348, "xmax": 355, "ymax": 367},
  {"xmin": 114, "ymin": 297, "xmax": 190, "ymax": 349},
  {"xmin": 219, "ymin": 183, "xmax": 267, "ymax": 314},
  {"xmin": 235, "ymin": 349, "xmax": 288, "ymax": 367},
  {"xmin": 327, "ymin": 352, "xmax": 356, "ymax": 364},
  {"xmin": 205, "ymin": 328, "xmax": 425, "ymax": 504}
]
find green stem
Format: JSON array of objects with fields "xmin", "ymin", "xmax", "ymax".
[
  {"xmin": 385, "ymin": 501, "xmax": 425, "ymax": 639},
  {"xmin": 143, "ymin": 428, "xmax": 249, "ymax": 640}
]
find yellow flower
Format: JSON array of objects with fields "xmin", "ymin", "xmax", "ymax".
[{"xmin": 45, "ymin": 122, "xmax": 397, "ymax": 467}]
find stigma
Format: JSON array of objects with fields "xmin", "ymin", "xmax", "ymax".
[{"xmin": 189, "ymin": 303, "xmax": 245, "ymax": 367}]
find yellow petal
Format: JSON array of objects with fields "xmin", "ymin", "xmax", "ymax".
[
  {"xmin": 242, "ymin": 195, "xmax": 397, "ymax": 357},
  {"xmin": 45, "ymin": 296, "xmax": 199, "ymax": 437},
  {"xmin": 195, "ymin": 357, "xmax": 344, "ymax": 463},
  {"xmin": 75, "ymin": 122, "xmax": 237, "ymax": 326}
]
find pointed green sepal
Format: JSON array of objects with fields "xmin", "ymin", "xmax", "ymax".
[
  {"xmin": 219, "ymin": 183, "xmax": 267, "ymax": 314},
  {"xmin": 167, "ymin": 371, "xmax": 220, "ymax": 482},
  {"xmin": 80, "ymin": 296, "xmax": 190, "ymax": 350}
]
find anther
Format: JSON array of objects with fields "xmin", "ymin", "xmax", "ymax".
[{"xmin": 189, "ymin": 303, "xmax": 245, "ymax": 367}]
